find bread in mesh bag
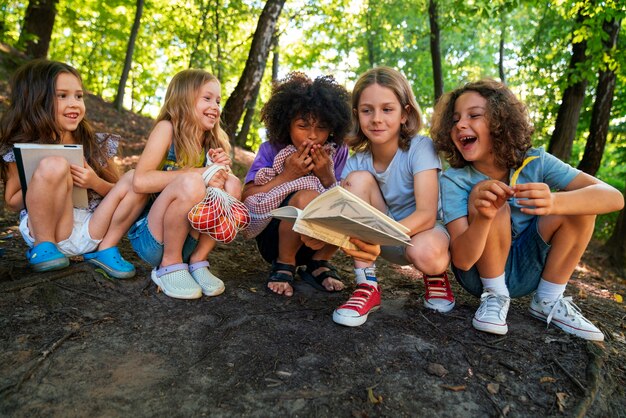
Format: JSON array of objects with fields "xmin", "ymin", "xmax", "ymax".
[{"xmin": 188, "ymin": 187, "xmax": 250, "ymax": 243}]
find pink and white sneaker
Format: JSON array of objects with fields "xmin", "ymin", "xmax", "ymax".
[{"xmin": 333, "ymin": 283, "xmax": 381, "ymax": 327}]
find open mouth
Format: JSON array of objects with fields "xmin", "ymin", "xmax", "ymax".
[
  {"xmin": 64, "ymin": 113, "xmax": 79, "ymax": 119},
  {"xmin": 459, "ymin": 136, "xmax": 477, "ymax": 146}
]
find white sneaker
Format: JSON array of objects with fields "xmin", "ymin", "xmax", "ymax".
[
  {"xmin": 529, "ymin": 294, "xmax": 604, "ymax": 341},
  {"xmin": 189, "ymin": 261, "xmax": 225, "ymax": 297},
  {"xmin": 472, "ymin": 290, "xmax": 510, "ymax": 335},
  {"xmin": 151, "ymin": 264, "xmax": 202, "ymax": 300}
]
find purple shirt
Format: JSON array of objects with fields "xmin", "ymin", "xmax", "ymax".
[{"xmin": 245, "ymin": 141, "xmax": 348, "ymax": 184}]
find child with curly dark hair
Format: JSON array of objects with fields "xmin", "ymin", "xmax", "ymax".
[
  {"xmin": 431, "ymin": 79, "xmax": 624, "ymax": 341},
  {"xmin": 242, "ymin": 72, "xmax": 351, "ymax": 297}
]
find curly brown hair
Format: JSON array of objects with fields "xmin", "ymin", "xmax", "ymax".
[
  {"xmin": 431, "ymin": 79, "xmax": 533, "ymax": 169},
  {"xmin": 346, "ymin": 66, "xmax": 422, "ymax": 153},
  {"xmin": 260, "ymin": 72, "xmax": 350, "ymax": 147}
]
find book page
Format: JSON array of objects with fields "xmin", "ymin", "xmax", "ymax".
[{"xmin": 292, "ymin": 219, "xmax": 355, "ymax": 249}]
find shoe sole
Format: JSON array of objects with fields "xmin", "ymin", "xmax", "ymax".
[
  {"xmin": 31, "ymin": 257, "xmax": 70, "ymax": 272},
  {"xmin": 87, "ymin": 259, "xmax": 136, "ymax": 279},
  {"xmin": 151, "ymin": 272, "xmax": 202, "ymax": 300},
  {"xmin": 424, "ymin": 299, "xmax": 455, "ymax": 313},
  {"xmin": 472, "ymin": 318, "xmax": 508, "ymax": 335},
  {"xmin": 201, "ymin": 285, "xmax": 225, "ymax": 297},
  {"xmin": 528, "ymin": 308, "xmax": 604, "ymax": 341},
  {"xmin": 332, "ymin": 306, "xmax": 380, "ymax": 327}
]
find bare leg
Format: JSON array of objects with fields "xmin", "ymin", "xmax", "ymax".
[
  {"xmin": 25, "ymin": 156, "xmax": 74, "ymax": 245},
  {"xmin": 342, "ymin": 171, "xmax": 387, "ymax": 270},
  {"xmin": 89, "ymin": 170, "xmax": 148, "ymax": 248},
  {"xmin": 147, "ymin": 172, "xmax": 206, "ymax": 267},
  {"xmin": 538, "ymin": 214, "xmax": 595, "ymax": 284},
  {"xmin": 405, "ymin": 227, "xmax": 450, "ymax": 275},
  {"xmin": 189, "ymin": 233, "xmax": 217, "ymax": 264}
]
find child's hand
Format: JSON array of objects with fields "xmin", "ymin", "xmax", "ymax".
[
  {"xmin": 206, "ymin": 168, "xmax": 229, "ymax": 189},
  {"xmin": 513, "ymin": 182, "xmax": 554, "ymax": 215},
  {"xmin": 208, "ymin": 148, "xmax": 231, "ymax": 167},
  {"xmin": 70, "ymin": 161, "xmax": 99, "ymax": 189},
  {"xmin": 309, "ymin": 144, "xmax": 335, "ymax": 186},
  {"xmin": 341, "ymin": 238, "xmax": 380, "ymax": 262},
  {"xmin": 471, "ymin": 180, "xmax": 513, "ymax": 220},
  {"xmin": 283, "ymin": 141, "xmax": 314, "ymax": 180}
]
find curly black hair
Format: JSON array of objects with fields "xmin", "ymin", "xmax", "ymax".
[
  {"xmin": 431, "ymin": 79, "xmax": 533, "ymax": 170},
  {"xmin": 260, "ymin": 72, "xmax": 351, "ymax": 147}
]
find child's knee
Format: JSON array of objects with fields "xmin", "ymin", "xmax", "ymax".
[
  {"xmin": 172, "ymin": 172, "xmax": 206, "ymax": 202},
  {"xmin": 33, "ymin": 156, "xmax": 70, "ymax": 181},
  {"xmin": 407, "ymin": 241, "xmax": 450, "ymax": 273},
  {"xmin": 343, "ymin": 170, "xmax": 376, "ymax": 188},
  {"xmin": 289, "ymin": 189, "xmax": 320, "ymax": 208}
]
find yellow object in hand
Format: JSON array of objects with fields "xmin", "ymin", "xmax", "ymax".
[{"xmin": 510, "ymin": 156, "xmax": 539, "ymax": 186}]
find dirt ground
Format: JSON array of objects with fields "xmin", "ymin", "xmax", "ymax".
[
  {"xmin": 1, "ymin": 207, "xmax": 625, "ymax": 417},
  {"xmin": 1, "ymin": 50, "xmax": 625, "ymax": 416}
]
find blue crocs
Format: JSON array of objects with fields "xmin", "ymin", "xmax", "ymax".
[
  {"xmin": 26, "ymin": 242, "xmax": 69, "ymax": 272},
  {"xmin": 84, "ymin": 246, "xmax": 136, "ymax": 279}
]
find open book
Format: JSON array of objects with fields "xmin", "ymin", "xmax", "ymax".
[
  {"xmin": 13, "ymin": 143, "xmax": 88, "ymax": 209},
  {"xmin": 271, "ymin": 186, "xmax": 411, "ymax": 250}
]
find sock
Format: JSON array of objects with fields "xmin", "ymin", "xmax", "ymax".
[
  {"xmin": 355, "ymin": 265, "xmax": 377, "ymax": 288},
  {"xmin": 480, "ymin": 273, "xmax": 509, "ymax": 297},
  {"xmin": 535, "ymin": 278, "xmax": 566, "ymax": 302}
]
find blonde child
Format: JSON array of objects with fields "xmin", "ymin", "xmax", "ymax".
[
  {"xmin": 333, "ymin": 66, "xmax": 453, "ymax": 327},
  {"xmin": 431, "ymin": 79, "xmax": 624, "ymax": 340},
  {"xmin": 129, "ymin": 69, "xmax": 241, "ymax": 300},
  {"xmin": 242, "ymin": 73, "xmax": 351, "ymax": 297},
  {"xmin": 0, "ymin": 59, "xmax": 145, "ymax": 278}
]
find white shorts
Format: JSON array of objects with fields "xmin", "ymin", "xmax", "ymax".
[{"xmin": 19, "ymin": 208, "xmax": 101, "ymax": 256}]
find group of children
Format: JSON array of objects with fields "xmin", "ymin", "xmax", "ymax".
[{"xmin": 1, "ymin": 60, "xmax": 623, "ymax": 343}]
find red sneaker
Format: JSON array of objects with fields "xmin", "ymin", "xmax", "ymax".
[
  {"xmin": 423, "ymin": 272, "xmax": 455, "ymax": 313},
  {"xmin": 332, "ymin": 283, "xmax": 381, "ymax": 327}
]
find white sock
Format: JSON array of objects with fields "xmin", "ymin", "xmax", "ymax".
[
  {"xmin": 355, "ymin": 265, "xmax": 377, "ymax": 288},
  {"xmin": 480, "ymin": 273, "xmax": 509, "ymax": 297},
  {"xmin": 536, "ymin": 278, "xmax": 566, "ymax": 301}
]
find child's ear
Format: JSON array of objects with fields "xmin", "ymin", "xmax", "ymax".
[{"xmin": 401, "ymin": 105, "xmax": 410, "ymax": 124}]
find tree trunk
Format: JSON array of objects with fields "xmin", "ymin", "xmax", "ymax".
[
  {"xmin": 428, "ymin": 0, "xmax": 443, "ymax": 103},
  {"xmin": 113, "ymin": 0, "xmax": 144, "ymax": 112},
  {"xmin": 577, "ymin": 18, "xmax": 621, "ymax": 176},
  {"xmin": 18, "ymin": 0, "xmax": 59, "ymax": 58},
  {"xmin": 499, "ymin": 13, "xmax": 506, "ymax": 83},
  {"xmin": 548, "ymin": 13, "xmax": 588, "ymax": 162},
  {"xmin": 234, "ymin": 82, "xmax": 261, "ymax": 150},
  {"xmin": 605, "ymin": 184, "xmax": 626, "ymax": 276},
  {"xmin": 221, "ymin": 0, "xmax": 285, "ymax": 140},
  {"xmin": 271, "ymin": 35, "xmax": 279, "ymax": 82},
  {"xmin": 189, "ymin": 0, "xmax": 210, "ymax": 69}
]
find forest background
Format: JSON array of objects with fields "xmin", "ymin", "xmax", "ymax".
[{"xmin": 1, "ymin": 0, "xmax": 625, "ymax": 270}]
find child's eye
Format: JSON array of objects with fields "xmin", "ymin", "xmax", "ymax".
[
  {"xmin": 360, "ymin": 108, "xmax": 371, "ymax": 114},
  {"xmin": 383, "ymin": 107, "xmax": 393, "ymax": 112},
  {"xmin": 452, "ymin": 118, "xmax": 459, "ymax": 125},
  {"xmin": 57, "ymin": 93, "xmax": 66, "ymax": 99}
]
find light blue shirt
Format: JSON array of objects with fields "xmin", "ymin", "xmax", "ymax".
[
  {"xmin": 341, "ymin": 134, "xmax": 442, "ymax": 221},
  {"xmin": 440, "ymin": 147, "xmax": 580, "ymax": 239}
]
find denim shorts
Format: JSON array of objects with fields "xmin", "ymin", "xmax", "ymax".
[
  {"xmin": 452, "ymin": 217, "xmax": 550, "ymax": 298},
  {"xmin": 128, "ymin": 213, "xmax": 198, "ymax": 267},
  {"xmin": 20, "ymin": 208, "xmax": 101, "ymax": 256}
]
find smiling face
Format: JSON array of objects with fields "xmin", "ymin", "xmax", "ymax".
[
  {"xmin": 357, "ymin": 83, "xmax": 407, "ymax": 149},
  {"xmin": 55, "ymin": 72, "xmax": 85, "ymax": 142},
  {"xmin": 195, "ymin": 80, "xmax": 222, "ymax": 131},
  {"xmin": 451, "ymin": 91, "xmax": 494, "ymax": 167}
]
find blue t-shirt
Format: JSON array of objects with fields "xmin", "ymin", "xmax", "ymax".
[
  {"xmin": 440, "ymin": 147, "xmax": 580, "ymax": 239},
  {"xmin": 341, "ymin": 134, "xmax": 442, "ymax": 221}
]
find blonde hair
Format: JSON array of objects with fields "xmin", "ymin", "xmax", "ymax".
[
  {"xmin": 346, "ymin": 66, "xmax": 422, "ymax": 152},
  {"xmin": 156, "ymin": 69, "xmax": 230, "ymax": 168}
]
